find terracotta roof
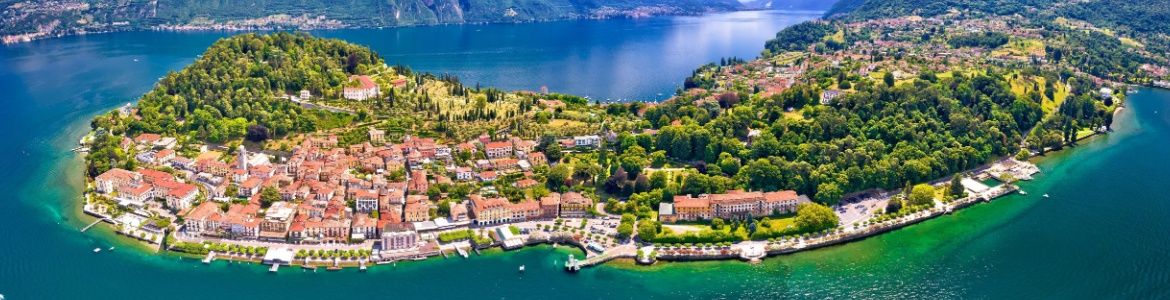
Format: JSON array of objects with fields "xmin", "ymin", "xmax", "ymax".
[{"xmin": 560, "ymin": 192, "xmax": 590, "ymax": 205}]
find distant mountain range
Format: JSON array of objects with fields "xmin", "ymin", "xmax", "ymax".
[
  {"xmin": 741, "ymin": 0, "xmax": 838, "ymax": 11},
  {"xmin": 1, "ymin": 0, "xmax": 746, "ymax": 43}
]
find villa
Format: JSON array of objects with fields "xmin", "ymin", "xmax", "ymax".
[{"xmin": 343, "ymin": 75, "xmax": 379, "ymax": 100}]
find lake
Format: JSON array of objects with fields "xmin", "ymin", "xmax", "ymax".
[{"xmin": 3, "ymin": 9, "xmax": 1170, "ymax": 299}]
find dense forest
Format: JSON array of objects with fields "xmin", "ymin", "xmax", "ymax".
[
  {"xmin": 622, "ymin": 72, "xmax": 1034, "ymax": 205},
  {"xmin": 763, "ymin": 21, "xmax": 836, "ymax": 53},
  {"xmin": 947, "ymin": 32, "xmax": 1010, "ymax": 49},
  {"xmin": 90, "ymin": 33, "xmax": 379, "ymax": 143}
]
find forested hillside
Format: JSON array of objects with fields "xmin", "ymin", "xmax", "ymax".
[{"xmin": 1, "ymin": 0, "xmax": 743, "ymax": 43}]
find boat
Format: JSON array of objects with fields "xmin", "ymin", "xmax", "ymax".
[
  {"xmin": 1018, "ymin": 190, "xmax": 1028, "ymax": 195},
  {"xmin": 93, "ymin": 248, "xmax": 101, "ymax": 253},
  {"xmin": 1043, "ymin": 193, "xmax": 1050, "ymax": 198},
  {"xmin": 108, "ymin": 247, "xmax": 115, "ymax": 251},
  {"xmin": 519, "ymin": 265, "xmax": 526, "ymax": 273}
]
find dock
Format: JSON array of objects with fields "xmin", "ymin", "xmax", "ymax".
[
  {"xmin": 80, "ymin": 218, "xmax": 111, "ymax": 233},
  {"xmin": 269, "ymin": 263, "xmax": 280, "ymax": 273},
  {"xmin": 456, "ymin": 247, "xmax": 469, "ymax": 258},
  {"xmin": 203, "ymin": 252, "xmax": 216, "ymax": 264}
]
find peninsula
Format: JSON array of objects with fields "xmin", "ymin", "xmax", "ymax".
[{"xmin": 78, "ymin": 0, "xmax": 1170, "ymax": 271}]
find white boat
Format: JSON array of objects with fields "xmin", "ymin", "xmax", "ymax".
[
  {"xmin": 108, "ymin": 247, "xmax": 115, "ymax": 251},
  {"xmin": 1043, "ymin": 193, "xmax": 1050, "ymax": 198},
  {"xmin": 519, "ymin": 265, "xmax": 526, "ymax": 272},
  {"xmin": 1018, "ymin": 190, "xmax": 1028, "ymax": 195},
  {"xmin": 93, "ymin": 248, "xmax": 101, "ymax": 253}
]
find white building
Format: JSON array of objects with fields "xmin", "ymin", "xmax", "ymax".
[{"xmin": 343, "ymin": 75, "xmax": 380, "ymax": 101}]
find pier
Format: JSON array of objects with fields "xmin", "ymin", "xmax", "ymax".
[
  {"xmin": 456, "ymin": 247, "xmax": 469, "ymax": 258},
  {"xmin": 203, "ymin": 252, "xmax": 216, "ymax": 264},
  {"xmin": 565, "ymin": 244, "xmax": 636, "ymax": 272},
  {"xmin": 80, "ymin": 218, "xmax": 112, "ymax": 232}
]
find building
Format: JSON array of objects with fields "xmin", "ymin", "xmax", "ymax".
[
  {"xmin": 350, "ymin": 213, "xmax": 379, "ymax": 241},
  {"xmin": 381, "ymin": 222, "xmax": 418, "ymax": 251},
  {"xmin": 662, "ymin": 190, "xmax": 809, "ymax": 223},
  {"xmin": 470, "ymin": 196, "xmax": 511, "ymax": 225},
  {"xmin": 353, "ymin": 189, "xmax": 380, "ymax": 213},
  {"xmin": 408, "ymin": 170, "xmax": 428, "ymax": 194},
  {"xmin": 449, "ymin": 201, "xmax": 469, "ymax": 222},
  {"xmin": 404, "ymin": 201, "xmax": 430, "ymax": 222},
  {"xmin": 368, "ymin": 127, "xmax": 385, "ymax": 144},
  {"xmin": 184, "ymin": 202, "xmax": 223, "ymax": 236},
  {"xmin": 484, "ymin": 141, "xmax": 513, "ymax": 159},
  {"xmin": 657, "ymin": 203, "xmax": 676, "ymax": 223},
  {"xmin": 509, "ymin": 200, "xmax": 542, "ymax": 221},
  {"xmin": 1100, "ymin": 87, "xmax": 1113, "ymax": 100},
  {"xmin": 343, "ymin": 75, "xmax": 379, "ymax": 100},
  {"xmin": 539, "ymin": 193, "xmax": 561, "ymax": 219},
  {"xmin": 95, "ymin": 168, "xmax": 140, "ymax": 194},
  {"xmin": 820, "ymin": 89, "xmax": 842, "ymax": 105},
  {"xmin": 259, "ymin": 201, "xmax": 296, "ymax": 241},
  {"xmin": 223, "ymin": 204, "xmax": 261, "ymax": 239},
  {"xmin": 559, "ymin": 192, "xmax": 591, "ymax": 218},
  {"xmin": 671, "ymin": 195, "xmax": 711, "ymax": 221},
  {"xmin": 455, "ymin": 167, "xmax": 474, "ymax": 181},
  {"xmin": 573, "ymin": 135, "xmax": 601, "ymax": 148},
  {"xmin": 762, "ymin": 190, "xmax": 810, "ymax": 215}
]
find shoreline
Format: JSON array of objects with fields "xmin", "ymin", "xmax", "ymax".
[{"xmin": 2, "ymin": 9, "xmax": 812, "ymax": 46}]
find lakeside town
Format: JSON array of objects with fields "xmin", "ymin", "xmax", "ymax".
[
  {"xmin": 72, "ymin": 1, "xmax": 1170, "ymax": 271},
  {"xmin": 80, "ymin": 117, "xmax": 1040, "ymax": 271}
]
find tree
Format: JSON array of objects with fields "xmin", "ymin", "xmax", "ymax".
[
  {"xmin": 794, "ymin": 203, "xmax": 838, "ymax": 233},
  {"xmin": 948, "ymin": 174, "xmax": 967, "ymax": 198},
  {"xmin": 1015, "ymin": 148, "xmax": 1031, "ymax": 161},
  {"xmin": 885, "ymin": 198, "xmax": 903, "ymax": 214},
  {"xmin": 245, "ymin": 124, "xmax": 269, "ymax": 142},
  {"xmin": 884, "ymin": 72, "xmax": 895, "ymax": 87},
  {"xmin": 543, "ymin": 142, "xmax": 564, "ymax": 164},
  {"xmin": 815, "ymin": 182, "xmax": 843, "ymax": 205},
  {"xmin": 259, "ymin": 186, "xmax": 281, "ymax": 208},
  {"xmin": 908, "ymin": 184, "xmax": 936, "ymax": 206},
  {"xmin": 617, "ymin": 223, "xmax": 634, "ymax": 239},
  {"xmin": 637, "ymin": 220, "xmax": 658, "ymax": 241},
  {"xmin": 711, "ymin": 218, "xmax": 725, "ymax": 230},
  {"xmin": 546, "ymin": 164, "xmax": 572, "ymax": 190}
]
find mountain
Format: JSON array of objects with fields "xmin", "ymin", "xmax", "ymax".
[
  {"xmin": 741, "ymin": 0, "xmax": 838, "ymax": 11},
  {"xmin": 1, "ymin": 0, "xmax": 744, "ymax": 43}
]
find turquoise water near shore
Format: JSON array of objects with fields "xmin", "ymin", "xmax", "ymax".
[{"xmin": 4, "ymin": 10, "xmax": 1170, "ymax": 299}]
